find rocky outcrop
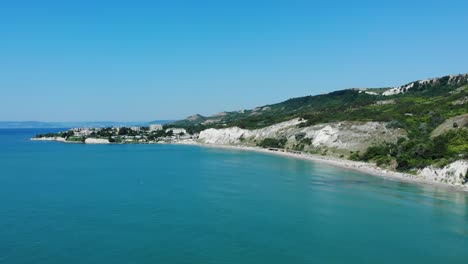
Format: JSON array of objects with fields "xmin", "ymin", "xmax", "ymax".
[
  {"xmin": 31, "ymin": 137, "xmax": 66, "ymax": 142},
  {"xmin": 418, "ymin": 160, "xmax": 468, "ymax": 186},
  {"xmin": 382, "ymin": 73, "xmax": 468, "ymax": 96},
  {"xmin": 198, "ymin": 118, "xmax": 406, "ymax": 156}
]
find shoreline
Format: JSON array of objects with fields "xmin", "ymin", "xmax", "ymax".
[
  {"xmin": 175, "ymin": 141, "xmax": 468, "ymax": 193},
  {"xmin": 30, "ymin": 137, "xmax": 468, "ymax": 192}
]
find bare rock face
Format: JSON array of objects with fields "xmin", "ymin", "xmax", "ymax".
[
  {"xmin": 198, "ymin": 118, "xmax": 406, "ymax": 156},
  {"xmin": 418, "ymin": 160, "xmax": 468, "ymax": 186},
  {"xmin": 198, "ymin": 119, "xmax": 304, "ymax": 145},
  {"xmin": 199, "ymin": 127, "xmax": 247, "ymax": 145},
  {"xmin": 84, "ymin": 138, "xmax": 110, "ymax": 144},
  {"xmin": 298, "ymin": 122, "xmax": 403, "ymax": 152},
  {"xmin": 382, "ymin": 73, "xmax": 468, "ymax": 96}
]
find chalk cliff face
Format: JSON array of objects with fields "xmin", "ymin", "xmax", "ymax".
[
  {"xmin": 199, "ymin": 127, "xmax": 248, "ymax": 145},
  {"xmin": 84, "ymin": 138, "xmax": 110, "ymax": 144},
  {"xmin": 297, "ymin": 122, "xmax": 403, "ymax": 151},
  {"xmin": 198, "ymin": 118, "xmax": 406, "ymax": 155},
  {"xmin": 199, "ymin": 119, "xmax": 304, "ymax": 144},
  {"xmin": 198, "ymin": 119, "xmax": 468, "ymax": 187},
  {"xmin": 418, "ymin": 160, "xmax": 468, "ymax": 186}
]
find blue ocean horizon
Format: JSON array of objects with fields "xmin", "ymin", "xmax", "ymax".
[
  {"xmin": 0, "ymin": 120, "xmax": 174, "ymax": 129},
  {"xmin": 1, "ymin": 129, "xmax": 467, "ymax": 263}
]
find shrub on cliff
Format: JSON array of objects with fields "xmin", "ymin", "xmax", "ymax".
[{"xmin": 257, "ymin": 138, "xmax": 287, "ymax": 148}]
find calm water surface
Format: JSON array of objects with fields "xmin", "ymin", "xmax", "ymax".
[{"xmin": 0, "ymin": 129, "xmax": 467, "ymax": 263}]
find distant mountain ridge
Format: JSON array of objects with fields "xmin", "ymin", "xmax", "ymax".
[{"xmin": 0, "ymin": 120, "xmax": 173, "ymax": 129}]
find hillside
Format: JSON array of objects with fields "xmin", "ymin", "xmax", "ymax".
[
  {"xmin": 33, "ymin": 73, "xmax": 468, "ymax": 186},
  {"xmin": 170, "ymin": 73, "xmax": 468, "ymax": 134},
  {"xmin": 170, "ymin": 73, "xmax": 468, "ymax": 178}
]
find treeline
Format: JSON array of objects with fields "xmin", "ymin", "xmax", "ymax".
[{"xmin": 36, "ymin": 131, "xmax": 75, "ymax": 138}]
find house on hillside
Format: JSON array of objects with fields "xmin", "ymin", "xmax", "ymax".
[{"xmin": 166, "ymin": 128, "xmax": 187, "ymax": 135}]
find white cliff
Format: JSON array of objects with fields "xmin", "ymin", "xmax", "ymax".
[
  {"xmin": 199, "ymin": 127, "xmax": 247, "ymax": 144},
  {"xmin": 198, "ymin": 118, "xmax": 405, "ymax": 155},
  {"xmin": 418, "ymin": 160, "xmax": 468, "ymax": 186},
  {"xmin": 84, "ymin": 138, "xmax": 110, "ymax": 144}
]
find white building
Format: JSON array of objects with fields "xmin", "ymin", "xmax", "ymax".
[
  {"xmin": 149, "ymin": 124, "xmax": 163, "ymax": 132},
  {"xmin": 166, "ymin": 128, "xmax": 187, "ymax": 135},
  {"xmin": 72, "ymin": 128, "xmax": 94, "ymax": 136}
]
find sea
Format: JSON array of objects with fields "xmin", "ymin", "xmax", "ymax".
[{"xmin": 0, "ymin": 129, "xmax": 467, "ymax": 264}]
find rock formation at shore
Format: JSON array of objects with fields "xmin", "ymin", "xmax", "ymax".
[
  {"xmin": 418, "ymin": 160, "xmax": 468, "ymax": 186},
  {"xmin": 199, "ymin": 119, "xmax": 406, "ymax": 156}
]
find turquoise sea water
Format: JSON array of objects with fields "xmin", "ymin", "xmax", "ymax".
[{"xmin": 0, "ymin": 129, "xmax": 467, "ymax": 263}]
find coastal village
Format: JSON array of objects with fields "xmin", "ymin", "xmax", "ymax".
[{"xmin": 33, "ymin": 124, "xmax": 197, "ymax": 144}]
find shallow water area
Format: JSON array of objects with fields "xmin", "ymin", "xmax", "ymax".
[{"xmin": 0, "ymin": 129, "xmax": 467, "ymax": 264}]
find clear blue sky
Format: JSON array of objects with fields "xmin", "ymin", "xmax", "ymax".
[{"xmin": 1, "ymin": 0, "xmax": 467, "ymax": 122}]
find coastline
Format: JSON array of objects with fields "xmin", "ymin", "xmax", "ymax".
[
  {"xmin": 175, "ymin": 141, "xmax": 468, "ymax": 193},
  {"xmin": 30, "ymin": 137, "xmax": 468, "ymax": 192}
]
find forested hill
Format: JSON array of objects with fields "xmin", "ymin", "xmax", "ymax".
[
  {"xmin": 169, "ymin": 73, "xmax": 467, "ymax": 172},
  {"xmin": 170, "ymin": 73, "xmax": 468, "ymax": 136}
]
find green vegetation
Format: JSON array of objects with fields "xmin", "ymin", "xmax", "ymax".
[
  {"xmin": 66, "ymin": 136, "xmax": 86, "ymax": 143},
  {"xmin": 35, "ymin": 133, "xmax": 57, "ymax": 138},
  {"xmin": 118, "ymin": 127, "xmax": 139, "ymax": 136},
  {"xmin": 356, "ymin": 129, "xmax": 468, "ymax": 171},
  {"xmin": 35, "ymin": 131, "xmax": 75, "ymax": 139},
  {"xmin": 36, "ymin": 74, "xmax": 468, "ymax": 173},
  {"xmin": 291, "ymin": 132, "xmax": 312, "ymax": 151},
  {"xmin": 173, "ymin": 75, "xmax": 468, "ymax": 133},
  {"xmin": 257, "ymin": 138, "xmax": 287, "ymax": 148},
  {"xmin": 169, "ymin": 74, "xmax": 468, "ymax": 172}
]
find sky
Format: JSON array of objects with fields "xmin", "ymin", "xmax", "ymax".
[{"xmin": 1, "ymin": 0, "xmax": 468, "ymax": 122}]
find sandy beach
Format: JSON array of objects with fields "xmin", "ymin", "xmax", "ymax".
[
  {"xmin": 31, "ymin": 137, "xmax": 468, "ymax": 192},
  {"xmin": 176, "ymin": 141, "xmax": 468, "ymax": 192}
]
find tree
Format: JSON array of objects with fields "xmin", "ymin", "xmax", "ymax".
[
  {"xmin": 118, "ymin": 127, "xmax": 129, "ymax": 135},
  {"xmin": 257, "ymin": 138, "xmax": 287, "ymax": 148}
]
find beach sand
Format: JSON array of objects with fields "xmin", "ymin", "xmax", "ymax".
[
  {"xmin": 176, "ymin": 141, "xmax": 468, "ymax": 192},
  {"xmin": 31, "ymin": 137, "xmax": 468, "ymax": 192}
]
